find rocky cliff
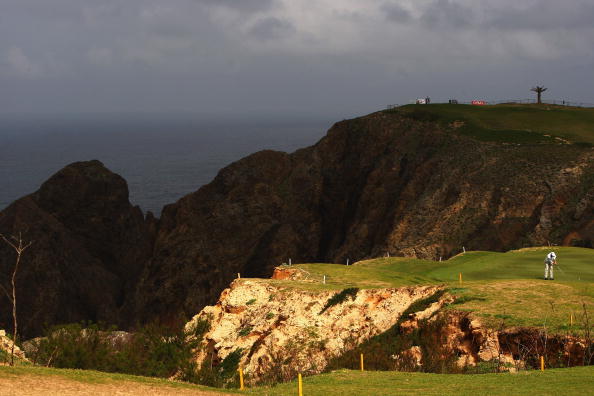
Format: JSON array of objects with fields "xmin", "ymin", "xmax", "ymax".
[
  {"xmin": 129, "ymin": 110, "xmax": 594, "ymax": 325},
  {"xmin": 184, "ymin": 276, "xmax": 593, "ymax": 383},
  {"xmin": 0, "ymin": 160, "xmax": 155, "ymax": 337},
  {"xmin": 184, "ymin": 279, "xmax": 443, "ymax": 383},
  {"xmin": 185, "ymin": 274, "xmax": 594, "ymax": 384},
  {"xmin": 2, "ymin": 110, "xmax": 594, "ymax": 335}
]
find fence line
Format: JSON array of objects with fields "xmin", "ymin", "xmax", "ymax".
[{"xmin": 387, "ymin": 99, "xmax": 594, "ymax": 109}]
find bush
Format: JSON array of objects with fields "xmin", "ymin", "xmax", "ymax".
[
  {"xmin": 29, "ymin": 318, "xmax": 209, "ymax": 381},
  {"xmin": 196, "ymin": 348, "xmax": 243, "ymax": 388},
  {"xmin": 320, "ymin": 288, "xmax": 359, "ymax": 314}
]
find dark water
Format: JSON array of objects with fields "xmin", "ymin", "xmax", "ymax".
[{"xmin": 0, "ymin": 116, "xmax": 331, "ymax": 215}]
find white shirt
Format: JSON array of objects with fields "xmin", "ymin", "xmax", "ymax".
[{"xmin": 547, "ymin": 252, "xmax": 556, "ymax": 260}]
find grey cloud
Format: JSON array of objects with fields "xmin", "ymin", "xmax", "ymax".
[
  {"xmin": 0, "ymin": 0, "xmax": 593, "ymax": 119},
  {"xmin": 194, "ymin": 0, "xmax": 275, "ymax": 13},
  {"xmin": 6, "ymin": 47, "xmax": 42, "ymax": 78},
  {"xmin": 485, "ymin": 1, "xmax": 594, "ymax": 31},
  {"xmin": 381, "ymin": 3, "xmax": 412, "ymax": 23},
  {"xmin": 420, "ymin": 0, "xmax": 475, "ymax": 29},
  {"xmin": 248, "ymin": 17, "xmax": 296, "ymax": 40}
]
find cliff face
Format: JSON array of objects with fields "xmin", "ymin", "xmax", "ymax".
[
  {"xmin": 185, "ymin": 277, "xmax": 592, "ymax": 382},
  {"xmin": 184, "ymin": 279, "xmax": 443, "ymax": 383},
  {"xmin": 129, "ymin": 111, "xmax": 594, "ymax": 324},
  {"xmin": 0, "ymin": 160, "xmax": 155, "ymax": 337},
  {"xmin": 2, "ymin": 111, "xmax": 594, "ymax": 334}
]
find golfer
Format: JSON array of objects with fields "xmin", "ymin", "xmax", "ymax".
[{"xmin": 544, "ymin": 251, "xmax": 556, "ymax": 280}]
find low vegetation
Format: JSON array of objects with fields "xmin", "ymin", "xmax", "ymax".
[
  {"xmin": 388, "ymin": 103, "xmax": 594, "ymax": 145},
  {"xmin": 26, "ymin": 318, "xmax": 210, "ymax": 383},
  {"xmin": 319, "ymin": 288, "xmax": 359, "ymax": 314}
]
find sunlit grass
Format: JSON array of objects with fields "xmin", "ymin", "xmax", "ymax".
[
  {"xmin": 247, "ymin": 367, "xmax": 594, "ymax": 396},
  {"xmin": 247, "ymin": 247, "xmax": 594, "ymax": 333}
]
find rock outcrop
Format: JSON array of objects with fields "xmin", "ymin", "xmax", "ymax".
[
  {"xmin": 0, "ymin": 160, "xmax": 155, "ymax": 337},
  {"xmin": 0, "ymin": 329, "xmax": 27, "ymax": 363},
  {"xmin": 185, "ymin": 279, "xmax": 443, "ymax": 383}
]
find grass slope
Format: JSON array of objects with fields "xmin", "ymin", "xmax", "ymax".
[
  {"xmin": 390, "ymin": 103, "xmax": 594, "ymax": 145},
  {"xmin": 0, "ymin": 365, "xmax": 236, "ymax": 395},
  {"xmin": 248, "ymin": 367, "xmax": 594, "ymax": 396},
  {"xmin": 3, "ymin": 365, "xmax": 593, "ymax": 396},
  {"xmin": 261, "ymin": 247, "xmax": 594, "ymax": 333}
]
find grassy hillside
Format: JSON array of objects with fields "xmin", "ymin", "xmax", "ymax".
[
  {"xmin": 0, "ymin": 365, "xmax": 235, "ymax": 395},
  {"xmin": 389, "ymin": 103, "xmax": 594, "ymax": 145},
  {"xmin": 249, "ymin": 367, "xmax": 594, "ymax": 396},
  {"xmin": 261, "ymin": 247, "xmax": 594, "ymax": 333},
  {"xmin": 3, "ymin": 365, "xmax": 593, "ymax": 396}
]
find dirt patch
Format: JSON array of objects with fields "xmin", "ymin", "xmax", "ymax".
[{"xmin": 0, "ymin": 374, "xmax": 231, "ymax": 396}]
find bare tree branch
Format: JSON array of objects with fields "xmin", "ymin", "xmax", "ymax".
[{"xmin": 0, "ymin": 232, "xmax": 33, "ymax": 366}]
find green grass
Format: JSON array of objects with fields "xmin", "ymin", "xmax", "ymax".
[
  {"xmin": 388, "ymin": 103, "xmax": 594, "ymax": 145},
  {"xmin": 4, "ymin": 365, "xmax": 593, "ymax": 396},
  {"xmin": 249, "ymin": 247, "xmax": 594, "ymax": 333},
  {"xmin": 0, "ymin": 365, "xmax": 236, "ymax": 393},
  {"xmin": 247, "ymin": 367, "xmax": 594, "ymax": 396}
]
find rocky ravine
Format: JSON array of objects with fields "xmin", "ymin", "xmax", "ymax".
[
  {"xmin": 2, "ymin": 110, "xmax": 594, "ymax": 335},
  {"xmin": 185, "ymin": 275, "xmax": 593, "ymax": 383},
  {"xmin": 185, "ymin": 279, "xmax": 443, "ymax": 383}
]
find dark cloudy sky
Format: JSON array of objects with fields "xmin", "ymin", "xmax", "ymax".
[{"xmin": 2, "ymin": 0, "xmax": 594, "ymax": 119}]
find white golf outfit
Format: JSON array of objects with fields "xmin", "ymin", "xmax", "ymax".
[{"xmin": 544, "ymin": 252, "xmax": 556, "ymax": 280}]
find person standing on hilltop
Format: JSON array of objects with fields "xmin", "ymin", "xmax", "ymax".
[{"xmin": 544, "ymin": 251, "xmax": 556, "ymax": 280}]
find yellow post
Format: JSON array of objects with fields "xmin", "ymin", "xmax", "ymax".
[
  {"xmin": 540, "ymin": 356, "xmax": 545, "ymax": 371},
  {"xmin": 459, "ymin": 272, "xmax": 462, "ymax": 286},
  {"xmin": 570, "ymin": 313, "xmax": 574, "ymax": 326},
  {"xmin": 238, "ymin": 366, "xmax": 245, "ymax": 390},
  {"xmin": 360, "ymin": 353, "xmax": 364, "ymax": 371},
  {"xmin": 298, "ymin": 373, "xmax": 303, "ymax": 396}
]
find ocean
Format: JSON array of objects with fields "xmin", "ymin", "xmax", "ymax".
[{"xmin": 0, "ymin": 116, "xmax": 331, "ymax": 215}]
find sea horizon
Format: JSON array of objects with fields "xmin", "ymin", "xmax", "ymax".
[{"xmin": 0, "ymin": 115, "xmax": 333, "ymax": 215}]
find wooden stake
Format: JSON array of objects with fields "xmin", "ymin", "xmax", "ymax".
[
  {"xmin": 360, "ymin": 353, "xmax": 365, "ymax": 371},
  {"xmin": 540, "ymin": 356, "xmax": 545, "ymax": 371},
  {"xmin": 570, "ymin": 313, "xmax": 574, "ymax": 326},
  {"xmin": 459, "ymin": 272, "xmax": 462, "ymax": 286},
  {"xmin": 237, "ymin": 273, "xmax": 241, "ymax": 279},
  {"xmin": 298, "ymin": 373, "xmax": 303, "ymax": 396},
  {"xmin": 238, "ymin": 366, "xmax": 245, "ymax": 390}
]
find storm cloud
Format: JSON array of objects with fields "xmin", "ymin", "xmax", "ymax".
[{"xmin": 1, "ymin": 0, "xmax": 593, "ymax": 118}]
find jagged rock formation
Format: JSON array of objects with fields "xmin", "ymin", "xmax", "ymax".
[
  {"xmin": 0, "ymin": 160, "xmax": 155, "ymax": 337},
  {"xmin": 185, "ymin": 277, "xmax": 592, "ymax": 383},
  {"xmin": 398, "ymin": 311, "xmax": 593, "ymax": 371},
  {"xmin": 0, "ymin": 329, "xmax": 27, "ymax": 363},
  {"xmin": 184, "ymin": 279, "xmax": 443, "ymax": 383},
  {"xmin": 129, "ymin": 111, "xmax": 594, "ymax": 325},
  {"xmin": 2, "ymin": 111, "xmax": 594, "ymax": 334}
]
